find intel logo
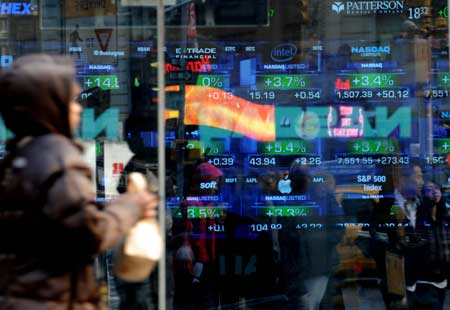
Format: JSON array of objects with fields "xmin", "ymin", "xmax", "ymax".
[{"xmin": 270, "ymin": 44, "xmax": 298, "ymax": 63}]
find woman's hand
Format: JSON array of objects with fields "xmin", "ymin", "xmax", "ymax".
[
  {"xmin": 116, "ymin": 191, "xmax": 158, "ymax": 220},
  {"xmin": 127, "ymin": 172, "xmax": 159, "ymax": 219},
  {"xmin": 141, "ymin": 191, "xmax": 158, "ymax": 219}
]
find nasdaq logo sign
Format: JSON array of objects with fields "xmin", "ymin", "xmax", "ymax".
[
  {"xmin": 0, "ymin": 2, "xmax": 34, "ymax": 15},
  {"xmin": 270, "ymin": 44, "xmax": 298, "ymax": 63},
  {"xmin": 276, "ymin": 106, "xmax": 411, "ymax": 139},
  {"xmin": 0, "ymin": 55, "xmax": 13, "ymax": 67},
  {"xmin": 1, "ymin": 108, "xmax": 120, "ymax": 141},
  {"xmin": 351, "ymin": 46, "xmax": 391, "ymax": 57}
]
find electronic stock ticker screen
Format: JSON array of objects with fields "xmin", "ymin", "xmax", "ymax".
[{"xmin": 159, "ymin": 26, "xmax": 450, "ymax": 233}]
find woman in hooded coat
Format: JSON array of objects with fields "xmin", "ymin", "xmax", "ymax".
[{"xmin": 0, "ymin": 54, "xmax": 157, "ymax": 310}]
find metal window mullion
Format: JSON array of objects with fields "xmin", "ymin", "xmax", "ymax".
[{"xmin": 157, "ymin": 1, "xmax": 166, "ymax": 309}]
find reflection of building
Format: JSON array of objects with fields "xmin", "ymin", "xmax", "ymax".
[
  {"xmin": 0, "ymin": 1, "xmax": 39, "ymax": 66},
  {"xmin": 0, "ymin": 16, "xmax": 8, "ymax": 53}
]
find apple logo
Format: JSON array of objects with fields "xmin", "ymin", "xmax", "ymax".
[{"xmin": 278, "ymin": 176, "xmax": 292, "ymax": 194}]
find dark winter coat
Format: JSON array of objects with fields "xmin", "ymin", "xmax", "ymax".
[
  {"xmin": 0, "ymin": 134, "xmax": 144, "ymax": 309},
  {"xmin": 0, "ymin": 55, "xmax": 150, "ymax": 309}
]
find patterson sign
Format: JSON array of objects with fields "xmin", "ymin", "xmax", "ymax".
[{"xmin": 331, "ymin": 1, "xmax": 404, "ymax": 15}]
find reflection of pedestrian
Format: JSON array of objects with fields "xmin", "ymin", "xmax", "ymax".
[
  {"xmin": 0, "ymin": 55, "xmax": 157, "ymax": 309},
  {"xmin": 300, "ymin": 169, "xmax": 344, "ymax": 310},
  {"xmin": 277, "ymin": 162, "xmax": 344, "ymax": 310},
  {"xmin": 277, "ymin": 163, "xmax": 309, "ymax": 309},
  {"xmin": 371, "ymin": 164, "xmax": 427, "ymax": 309},
  {"xmin": 115, "ymin": 115, "xmax": 176, "ymax": 310},
  {"xmin": 217, "ymin": 170, "xmax": 281, "ymax": 309},
  {"xmin": 70, "ymin": 24, "xmax": 83, "ymax": 58},
  {"xmin": 399, "ymin": 19, "xmax": 419, "ymax": 38},
  {"xmin": 405, "ymin": 181, "xmax": 450, "ymax": 309},
  {"xmin": 173, "ymin": 162, "xmax": 223, "ymax": 309}
]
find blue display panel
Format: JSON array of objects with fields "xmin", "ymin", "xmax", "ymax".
[{"xmin": 158, "ymin": 38, "xmax": 430, "ymax": 218}]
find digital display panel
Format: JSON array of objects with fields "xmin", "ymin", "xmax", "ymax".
[
  {"xmin": 159, "ymin": 38, "xmax": 434, "ymax": 224},
  {"xmin": 1, "ymin": 34, "xmax": 447, "ymax": 220}
]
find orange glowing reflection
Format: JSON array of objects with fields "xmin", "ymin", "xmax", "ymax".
[{"xmin": 167, "ymin": 85, "xmax": 275, "ymax": 141}]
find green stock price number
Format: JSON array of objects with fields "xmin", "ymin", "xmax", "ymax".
[
  {"xmin": 187, "ymin": 207, "xmax": 224, "ymax": 219},
  {"xmin": 260, "ymin": 141, "xmax": 308, "ymax": 155},
  {"xmin": 345, "ymin": 73, "xmax": 399, "ymax": 89},
  {"xmin": 185, "ymin": 141, "xmax": 224, "ymax": 155},
  {"xmin": 261, "ymin": 206, "xmax": 310, "ymax": 217},
  {"xmin": 350, "ymin": 139, "xmax": 397, "ymax": 154},
  {"xmin": 197, "ymin": 75, "xmax": 226, "ymax": 88},
  {"xmin": 84, "ymin": 75, "xmax": 119, "ymax": 90},
  {"xmin": 257, "ymin": 74, "xmax": 311, "ymax": 89},
  {"xmin": 173, "ymin": 207, "xmax": 225, "ymax": 219}
]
